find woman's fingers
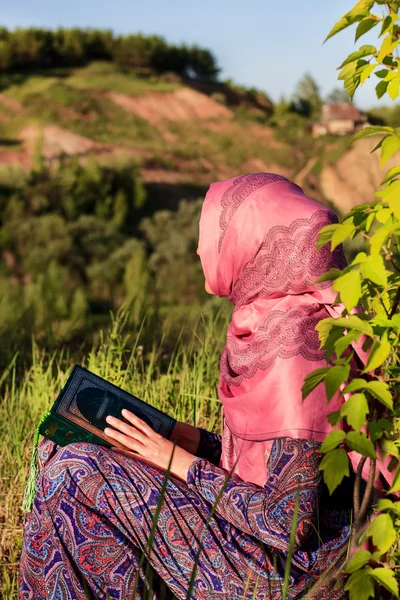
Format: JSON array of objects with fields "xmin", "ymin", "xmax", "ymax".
[
  {"xmin": 104, "ymin": 426, "xmax": 145, "ymax": 452},
  {"xmin": 105, "ymin": 415, "xmax": 147, "ymax": 445},
  {"xmin": 120, "ymin": 409, "xmax": 154, "ymax": 436}
]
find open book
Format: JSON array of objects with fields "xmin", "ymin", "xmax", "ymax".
[{"xmin": 39, "ymin": 365, "xmax": 177, "ymax": 449}]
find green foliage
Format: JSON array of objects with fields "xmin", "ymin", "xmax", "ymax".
[
  {"xmin": 325, "ymin": 87, "xmax": 352, "ymax": 104},
  {"xmin": 0, "ymin": 27, "xmax": 220, "ymax": 80},
  {"xmin": 303, "ymin": 3, "xmax": 400, "ymax": 597},
  {"xmin": 0, "ymin": 159, "xmax": 149, "ymax": 363},
  {"xmin": 290, "ymin": 72, "xmax": 322, "ymax": 119},
  {"xmin": 319, "ymin": 448, "xmax": 350, "ymax": 494},
  {"xmin": 139, "ymin": 198, "xmax": 208, "ymax": 305}
]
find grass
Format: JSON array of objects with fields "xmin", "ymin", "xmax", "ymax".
[
  {"xmin": 1, "ymin": 63, "xmax": 180, "ymax": 102},
  {"xmin": 17, "ymin": 81, "xmax": 161, "ymax": 149},
  {"xmin": 0, "ymin": 304, "xmax": 230, "ymax": 598},
  {"xmin": 3, "ymin": 76, "xmax": 60, "ymax": 103},
  {"xmin": 66, "ymin": 61, "xmax": 181, "ymax": 96}
]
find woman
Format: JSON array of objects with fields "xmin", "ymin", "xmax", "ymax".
[{"xmin": 19, "ymin": 173, "xmax": 356, "ymax": 600}]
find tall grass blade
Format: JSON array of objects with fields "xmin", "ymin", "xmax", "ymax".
[{"xmin": 282, "ymin": 487, "xmax": 300, "ymax": 600}]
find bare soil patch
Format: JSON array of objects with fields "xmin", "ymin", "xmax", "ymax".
[
  {"xmin": 320, "ymin": 136, "xmax": 399, "ymax": 213},
  {"xmin": 0, "ymin": 93, "xmax": 26, "ymax": 114},
  {"xmin": 106, "ymin": 87, "xmax": 232, "ymax": 123},
  {"xmin": 19, "ymin": 124, "xmax": 113, "ymax": 160}
]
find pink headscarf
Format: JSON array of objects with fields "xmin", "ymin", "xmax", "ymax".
[{"xmin": 197, "ymin": 173, "xmax": 392, "ymax": 487}]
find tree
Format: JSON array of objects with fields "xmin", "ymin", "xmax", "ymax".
[
  {"xmin": 291, "ymin": 72, "xmax": 322, "ymax": 118},
  {"xmin": 139, "ymin": 198, "xmax": 207, "ymax": 305},
  {"xmin": 325, "ymin": 87, "xmax": 351, "ymax": 104},
  {"xmin": 303, "ymin": 4, "xmax": 400, "ymax": 599}
]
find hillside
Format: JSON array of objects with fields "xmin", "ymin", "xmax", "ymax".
[
  {"xmin": 0, "ymin": 62, "xmax": 393, "ymax": 216},
  {"xmin": 0, "ymin": 63, "xmax": 282, "ymax": 184}
]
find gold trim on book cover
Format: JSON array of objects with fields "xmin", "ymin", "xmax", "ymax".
[{"xmin": 53, "ymin": 375, "xmax": 130, "ymax": 450}]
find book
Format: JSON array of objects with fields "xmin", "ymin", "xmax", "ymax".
[{"xmin": 39, "ymin": 365, "xmax": 177, "ymax": 449}]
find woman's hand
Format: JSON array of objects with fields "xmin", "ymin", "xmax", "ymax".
[{"xmin": 104, "ymin": 409, "xmax": 196, "ymax": 482}]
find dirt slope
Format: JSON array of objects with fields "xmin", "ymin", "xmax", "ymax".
[
  {"xmin": 106, "ymin": 87, "xmax": 232, "ymax": 123},
  {"xmin": 320, "ymin": 136, "xmax": 399, "ymax": 213}
]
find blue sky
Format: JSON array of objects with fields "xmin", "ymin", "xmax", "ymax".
[{"xmin": 1, "ymin": 0, "xmax": 392, "ymax": 109}]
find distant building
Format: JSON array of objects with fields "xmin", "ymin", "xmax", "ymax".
[{"xmin": 311, "ymin": 103, "xmax": 369, "ymax": 137}]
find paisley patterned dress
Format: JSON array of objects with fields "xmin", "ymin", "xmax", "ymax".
[{"xmin": 19, "ymin": 429, "xmax": 351, "ymax": 599}]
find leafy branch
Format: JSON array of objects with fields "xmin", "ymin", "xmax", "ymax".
[{"xmin": 304, "ymin": 3, "xmax": 400, "ymax": 598}]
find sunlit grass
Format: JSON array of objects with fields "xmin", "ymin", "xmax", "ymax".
[
  {"xmin": 0, "ymin": 304, "xmax": 229, "ymax": 599},
  {"xmin": 67, "ymin": 62, "xmax": 180, "ymax": 96}
]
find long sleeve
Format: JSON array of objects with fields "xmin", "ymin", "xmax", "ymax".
[
  {"xmin": 187, "ymin": 437, "xmax": 331, "ymax": 572},
  {"xmin": 195, "ymin": 427, "xmax": 222, "ymax": 466}
]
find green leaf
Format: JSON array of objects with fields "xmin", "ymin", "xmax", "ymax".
[
  {"xmin": 321, "ymin": 430, "xmax": 346, "ymax": 453},
  {"xmin": 341, "ymin": 393, "xmax": 369, "ymax": 430},
  {"xmin": 366, "ymin": 381, "xmax": 393, "ymax": 409},
  {"xmin": 369, "ymin": 226, "xmax": 390, "ymax": 255},
  {"xmin": 370, "ymin": 135, "xmax": 386, "ymax": 154},
  {"xmin": 352, "ymin": 251, "xmax": 368, "ymax": 264},
  {"xmin": 315, "ymin": 318, "xmax": 334, "ymax": 345},
  {"xmin": 332, "ymin": 316, "xmax": 373, "ymax": 337},
  {"xmin": 360, "ymin": 254, "xmax": 388, "ymax": 286},
  {"xmin": 343, "ymin": 378, "xmax": 367, "ymax": 394},
  {"xmin": 384, "ymin": 179, "xmax": 400, "ymax": 220},
  {"xmin": 325, "ymin": 365, "xmax": 351, "ymax": 401},
  {"xmin": 375, "ymin": 68, "xmax": 389, "ymax": 78},
  {"xmin": 353, "ymin": 125, "xmax": 393, "ymax": 141},
  {"xmin": 375, "ymin": 208, "xmax": 392, "ymax": 223},
  {"xmin": 360, "ymin": 63, "xmax": 376, "ymax": 84},
  {"xmin": 328, "ymin": 410, "xmax": 342, "ymax": 426},
  {"xmin": 317, "ymin": 224, "xmax": 337, "ymax": 249},
  {"xmin": 380, "ymin": 164, "xmax": 400, "ymax": 185},
  {"xmin": 393, "ymin": 313, "xmax": 400, "ymax": 329},
  {"xmin": 376, "ymin": 80, "xmax": 389, "ymax": 99},
  {"xmin": 348, "ymin": 0, "xmax": 375, "ymax": 19},
  {"xmin": 380, "ymin": 135, "xmax": 400, "ymax": 167},
  {"xmin": 346, "ymin": 550, "xmax": 371, "ymax": 574},
  {"xmin": 368, "ymin": 419, "xmax": 392, "ymax": 443},
  {"xmin": 363, "ymin": 333, "xmax": 391, "ymax": 372},
  {"xmin": 301, "ymin": 367, "xmax": 329, "ymax": 400},
  {"xmin": 334, "ymin": 330, "xmax": 361, "ymax": 358},
  {"xmin": 320, "ymin": 449, "xmax": 350, "ymax": 494},
  {"xmin": 389, "ymin": 463, "xmax": 400, "ymax": 493},
  {"xmin": 325, "ymin": 328, "xmax": 345, "ymax": 360},
  {"xmin": 346, "ymin": 431, "xmax": 377, "ymax": 458},
  {"xmin": 338, "ymin": 61, "xmax": 357, "ymax": 81},
  {"xmin": 369, "ymin": 421, "xmax": 385, "ymax": 442},
  {"xmin": 388, "ymin": 76, "xmax": 400, "ymax": 100},
  {"xmin": 314, "ymin": 268, "xmax": 342, "ymax": 283},
  {"xmin": 377, "ymin": 498, "xmax": 393, "ymax": 511},
  {"xmin": 371, "ymin": 568, "xmax": 399, "ymax": 598},
  {"xmin": 381, "ymin": 439, "xmax": 399, "ymax": 457},
  {"xmin": 326, "ymin": 14, "xmax": 363, "ymax": 42},
  {"xmin": 330, "ymin": 222, "xmax": 356, "ymax": 250},
  {"xmin": 366, "ymin": 513, "xmax": 396, "ymax": 553},
  {"xmin": 345, "ymin": 568, "xmax": 374, "ymax": 600},
  {"xmin": 333, "ymin": 271, "xmax": 361, "ymax": 312},
  {"xmin": 377, "ymin": 35, "xmax": 399, "ymax": 63},
  {"xmin": 355, "ymin": 17, "xmax": 379, "ymax": 42},
  {"xmin": 366, "ymin": 213, "xmax": 375, "ymax": 230},
  {"xmin": 380, "ymin": 12, "xmax": 400, "ymax": 37},
  {"xmin": 340, "ymin": 45, "xmax": 377, "ymax": 68}
]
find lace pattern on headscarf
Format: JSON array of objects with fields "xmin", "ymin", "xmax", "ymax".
[
  {"xmin": 229, "ymin": 210, "xmax": 347, "ymax": 309},
  {"xmin": 220, "ymin": 303, "xmax": 329, "ymax": 386},
  {"xmin": 218, "ymin": 173, "xmax": 288, "ymax": 252}
]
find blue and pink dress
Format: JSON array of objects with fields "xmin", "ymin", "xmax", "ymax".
[{"xmin": 19, "ymin": 425, "xmax": 351, "ymax": 599}]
